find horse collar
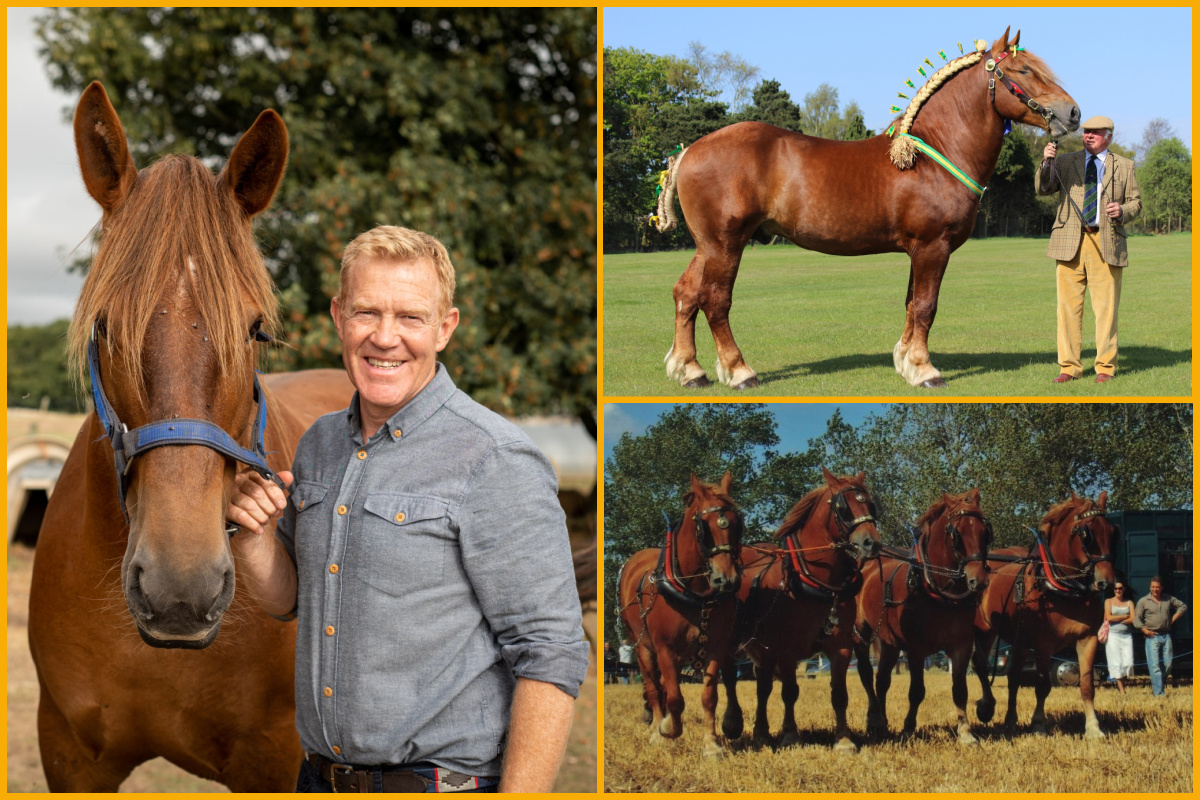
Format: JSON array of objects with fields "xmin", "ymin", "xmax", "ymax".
[{"xmin": 87, "ymin": 323, "xmax": 282, "ymax": 523}]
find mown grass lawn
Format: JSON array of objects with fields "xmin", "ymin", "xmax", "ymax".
[{"xmin": 601, "ymin": 234, "xmax": 1191, "ymax": 397}]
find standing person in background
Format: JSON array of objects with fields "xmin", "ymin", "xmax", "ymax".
[
  {"xmin": 1103, "ymin": 580, "xmax": 1135, "ymax": 694},
  {"xmin": 1036, "ymin": 116, "xmax": 1141, "ymax": 384},
  {"xmin": 618, "ymin": 638, "xmax": 636, "ymax": 685},
  {"xmin": 1134, "ymin": 577, "xmax": 1187, "ymax": 696}
]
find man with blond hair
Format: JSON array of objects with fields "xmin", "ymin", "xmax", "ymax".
[{"xmin": 227, "ymin": 225, "xmax": 588, "ymax": 792}]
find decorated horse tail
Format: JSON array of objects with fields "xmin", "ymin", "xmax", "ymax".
[{"xmin": 652, "ymin": 146, "xmax": 688, "ymax": 233}]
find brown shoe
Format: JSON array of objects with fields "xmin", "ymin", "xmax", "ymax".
[
  {"xmin": 1052, "ymin": 373, "xmax": 1077, "ymax": 383},
  {"xmin": 1095, "ymin": 373, "xmax": 1114, "ymax": 384}
]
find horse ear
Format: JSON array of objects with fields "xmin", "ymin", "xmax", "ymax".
[
  {"xmin": 854, "ymin": 471, "xmax": 865, "ymax": 484},
  {"xmin": 219, "ymin": 109, "xmax": 289, "ymax": 217},
  {"xmin": 820, "ymin": 466, "xmax": 836, "ymax": 485},
  {"xmin": 74, "ymin": 81, "xmax": 137, "ymax": 213},
  {"xmin": 968, "ymin": 487, "xmax": 981, "ymax": 504},
  {"xmin": 1097, "ymin": 491, "xmax": 1108, "ymax": 509},
  {"xmin": 1011, "ymin": 30, "xmax": 1021, "ymax": 50},
  {"xmin": 719, "ymin": 470, "xmax": 733, "ymax": 494},
  {"xmin": 993, "ymin": 26, "xmax": 1012, "ymax": 54},
  {"xmin": 942, "ymin": 491, "xmax": 954, "ymax": 506}
]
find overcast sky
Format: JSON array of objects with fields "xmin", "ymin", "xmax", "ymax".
[
  {"xmin": 7, "ymin": 7, "xmax": 92, "ymax": 325},
  {"xmin": 604, "ymin": 7, "xmax": 1192, "ymax": 147}
]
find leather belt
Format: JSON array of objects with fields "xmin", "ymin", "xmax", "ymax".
[
  {"xmin": 307, "ymin": 753, "xmax": 496, "ymax": 793},
  {"xmin": 1083, "ymin": 225, "xmax": 1100, "ymax": 233}
]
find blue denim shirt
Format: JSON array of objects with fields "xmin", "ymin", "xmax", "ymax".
[{"xmin": 275, "ymin": 364, "xmax": 589, "ymax": 774}]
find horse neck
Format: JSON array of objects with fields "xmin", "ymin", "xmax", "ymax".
[{"xmin": 910, "ymin": 63, "xmax": 1008, "ymax": 187}]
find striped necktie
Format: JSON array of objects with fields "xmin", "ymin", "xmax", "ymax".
[{"xmin": 1083, "ymin": 155, "xmax": 1098, "ymax": 225}]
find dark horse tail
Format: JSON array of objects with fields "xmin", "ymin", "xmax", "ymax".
[{"xmin": 653, "ymin": 148, "xmax": 688, "ymax": 233}]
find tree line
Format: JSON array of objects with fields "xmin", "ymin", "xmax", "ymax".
[
  {"xmin": 25, "ymin": 8, "xmax": 596, "ymax": 427},
  {"xmin": 604, "ymin": 44, "xmax": 1191, "ymax": 253},
  {"xmin": 604, "ymin": 403, "xmax": 1192, "ymax": 644}
]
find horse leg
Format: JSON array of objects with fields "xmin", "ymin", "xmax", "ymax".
[
  {"xmin": 971, "ymin": 630, "xmax": 997, "ymax": 724},
  {"xmin": 1030, "ymin": 651, "xmax": 1053, "ymax": 736},
  {"xmin": 950, "ymin": 642, "xmax": 978, "ymax": 744},
  {"xmin": 655, "ymin": 655, "xmax": 687, "ymax": 741},
  {"xmin": 720, "ymin": 655, "xmax": 745, "ymax": 740},
  {"xmin": 638, "ymin": 646, "xmax": 667, "ymax": 740},
  {"xmin": 37, "ymin": 689, "xmax": 137, "ymax": 791},
  {"xmin": 893, "ymin": 242, "xmax": 950, "ymax": 388},
  {"xmin": 751, "ymin": 654, "xmax": 774, "ymax": 745},
  {"xmin": 901, "ymin": 652, "xmax": 927, "ymax": 739},
  {"xmin": 667, "ymin": 251, "xmax": 713, "ymax": 387},
  {"xmin": 699, "ymin": 659, "xmax": 726, "ymax": 759},
  {"xmin": 854, "ymin": 638, "xmax": 883, "ymax": 739},
  {"xmin": 698, "ymin": 241, "xmax": 759, "ymax": 390},
  {"xmin": 1003, "ymin": 642, "xmax": 1027, "ymax": 735},
  {"xmin": 828, "ymin": 646, "xmax": 857, "ymax": 753},
  {"xmin": 777, "ymin": 661, "xmax": 801, "ymax": 747},
  {"xmin": 1076, "ymin": 636, "xmax": 1104, "ymax": 739},
  {"xmin": 873, "ymin": 643, "xmax": 902, "ymax": 738}
]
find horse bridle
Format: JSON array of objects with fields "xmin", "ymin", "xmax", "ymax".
[
  {"xmin": 985, "ymin": 48, "xmax": 1063, "ymax": 131},
  {"xmin": 911, "ymin": 506, "xmax": 993, "ymax": 602},
  {"xmin": 784, "ymin": 486, "xmax": 876, "ymax": 597},
  {"xmin": 829, "ymin": 487, "xmax": 878, "ymax": 542},
  {"xmin": 693, "ymin": 504, "xmax": 740, "ymax": 559},
  {"xmin": 1034, "ymin": 506, "xmax": 1115, "ymax": 594},
  {"xmin": 87, "ymin": 320, "xmax": 284, "ymax": 522}
]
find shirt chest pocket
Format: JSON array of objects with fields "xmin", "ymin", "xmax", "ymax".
[
  {"xmin": 290, "ymin": 481, "xmax": 331, "ymax": 564},
  {"xmin": 356, "ymin": 494, "xmax": 453, "ymax": 595}
]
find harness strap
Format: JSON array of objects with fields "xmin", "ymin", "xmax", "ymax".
[{"xmin": 897, "ymin": 134, "xmax": 985, "ymax": 197}]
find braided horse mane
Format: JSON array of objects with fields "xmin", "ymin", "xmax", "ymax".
[{"xmin": 887, "ymin": 36, "xmax": 1061, "ymax": 169}]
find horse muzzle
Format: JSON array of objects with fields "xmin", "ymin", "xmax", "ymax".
[
  {"xmin": 1048, "ymin": 102, "xmax": 1080, "ymax": 137},
  {"xmin": 850, "ymin": 532, "xmax": 881, "ymax": 562},
  {"xmin": 122, "ymin": 547, "xmax": 235, "ymax": 649}
]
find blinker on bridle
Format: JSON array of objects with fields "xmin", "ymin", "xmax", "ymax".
[
  {"xmin": 828, "ymin": 489, "xmax": 876, "ymax": 541},
  {"xmin": 693, "ymin": 505, "xmax": 738, "ymax": 558},
  {"xmin": 88, "ymin": 320, "xmax": 283, "ymax": 524}
]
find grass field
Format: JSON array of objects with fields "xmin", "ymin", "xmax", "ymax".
[
  {"xmin": 603, "ymin": 671, "xmax": 1192, "ymax": 792},
  {"xmin": 601, "ymin": 234, "xmax": 1191, "ymax": 397}
]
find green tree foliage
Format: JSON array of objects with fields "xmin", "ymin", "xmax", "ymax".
[
  {"xmin": 736, "ymin": 79, "xmax": 801, "ymax": 132},
  {"xmin": 7, "ymin": 320, "xmax": 86, "ymax": 412},
  {"xmin": 686, "ymin": 41, "xmax": 760, "ymax": 113},
  {"xmin": 977, "ymin": 132, "xmax": 1041, "ymax": 237},
  {"xmin": 38, "ymin": 7, "xmax": 596, "ymax": 422},
  {"xmin": 604, "ymin": 404, "xmax": 820, "ymax": 642},
  {"xmin": 1139, "ymin": 137, "xmax": 1191, "ymax": 233},
  {"xmin": 813, "ymin": 404, "xmax": 1193, "ymax": 548}
]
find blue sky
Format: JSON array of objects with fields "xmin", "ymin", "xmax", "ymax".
[
  {"xmin": 603, "ymin": 402, "xmax": 887, "ymax": 463},
  {"xmin": 603, "ymin": 7, "xmax": 1191, "ymax": 152}
]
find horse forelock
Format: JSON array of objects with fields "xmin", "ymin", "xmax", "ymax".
[
  {"xmin": 1004, "ymin": 46, "xmax": 1061, "ymax": 90},
  {"xmin": 68, "ymin": 154, "xmax": 280, "ymax": 399},
  {"xmin": 774, "ymin": 474, "xmax": 864, "ymax": 540},
  {"xmin": 1040, "ymin": 495, "xmax": 1090, "ymax": 536}
]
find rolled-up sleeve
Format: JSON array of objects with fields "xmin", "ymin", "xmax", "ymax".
[{"xmin": 458, "ymin": 439, "xmax": 590, "ymax": 698}]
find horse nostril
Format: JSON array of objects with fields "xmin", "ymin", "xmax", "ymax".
[{"xmin": 1070, "ymin": 106, "xmax": 1080, "ymax": 124}]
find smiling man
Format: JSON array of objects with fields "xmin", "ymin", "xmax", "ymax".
[{"xmin": 227, "ymin": 225, "xmax": 588, "ymax": 793}]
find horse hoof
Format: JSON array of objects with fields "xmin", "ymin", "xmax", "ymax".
[
  {"xmin": 779, "ymin": 731, "xmax": 801, "ymax": 748},
  {"xmin": 752, "ymin": 728, "xmax": 772, "ymax": 747},
  {"xmin": 958, "ymin": 732, "xmax": 979, "ymax": 745},
  {"xmin": 721, "ymin": 719, "xmax": 744, "ymax": 740},
  {"xmin": 1031, "ymin": 725, "xmax": 1048, "ymax": 737},
  {"xmin": 643, "ymin": 708, "xmax": 653, "ymax": 725},
  {"xmin": 975, "ymin": 699, "xmax": 995, "ymax": 724},
  {"xmin": 1084, "ymin": 727, "xmax": 1105, "ymax": 740},
  {"xmin": 733, "ymin": 376, "xmax": 760, "ymax": 390},
  {"xmin": 684, "ymin": 376, "xmax": 711, "ymax": 389},
  {"xmin": 702, "ymin": 741, "xmax": 725, "ymax": 760},
  {"xmin": 920, "ymin": 377, "xmax": 948, "ymax": 388},
  {"xmin": 833, "ymin": 738, "xmax": 858, "ymax": 754}
]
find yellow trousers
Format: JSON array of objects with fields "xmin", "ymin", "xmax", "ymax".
[{"xmin": 1056, "ymin": 231, "xmax": 1123, "ymax": 377}]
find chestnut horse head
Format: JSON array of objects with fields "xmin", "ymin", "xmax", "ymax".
[
  {"xmin": 67, "ymin": 82, "xmax": 288, "ymax": 648},
  {"xmin": 775, "ymin": 468, "xmax": 881, "ymax": 592},
  {"xmin": 678, "ymin": 471, "xmax": 743, "ymax": 595},
  {"xmin": 1035, "ymin": 491, "xmax": 1118, "ymax": 594},
  {"xmin": 915, "ymin": 488, "xmax": 992, "ymax": 598}
]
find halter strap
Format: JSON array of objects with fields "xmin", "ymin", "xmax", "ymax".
[{"xmin": 87, "ymin": 326, "xmax": 282, "ymax": 520}]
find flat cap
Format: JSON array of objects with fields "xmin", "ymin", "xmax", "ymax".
[{"xmin": 1082, "ymin": 115, "xmax": 1114, "ymax": 131}]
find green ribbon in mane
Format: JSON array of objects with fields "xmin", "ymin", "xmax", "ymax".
[{"xmin": 898, "ymin": 133, "xmax": 985, "ymax": 197}]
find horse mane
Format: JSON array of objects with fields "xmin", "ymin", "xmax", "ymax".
[
  {"xmin": 773, "ymin": 473, "xmax": 865, "ymax": 540},
  {"xmin": 888, "ymin": 37, "xmax": 1061, "ymax": 169},
  {"xmin": 916, "ymin": 489, "xmax": 981, "ymax": 529},
  {"xmin": 1038, "ymin": 494, "xmax": 1091, "ymax": 537},
  {"xmin": 67, "ymin": 154, "xmax": 279, "ymax": 397}
]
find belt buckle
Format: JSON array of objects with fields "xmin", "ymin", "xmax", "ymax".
[{"xmin": 329, "ymin": 762, "xmax": 356, "ymax": 793}]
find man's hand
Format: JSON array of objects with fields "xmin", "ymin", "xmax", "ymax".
[
  {"xmin": 1142, "ymin": 628, "xmax": 1155, "ymax": 638},
  {"xmin": 227, "ymin": 470, "xmax": 293, "ymax": 535},
  {"xmin": 1105, "ymin": 201, "xmax": 1122, "ymax": 220},
  {"xmin": 1043, "ymin": 142, "xmax": 1057, "ymax": 160}
]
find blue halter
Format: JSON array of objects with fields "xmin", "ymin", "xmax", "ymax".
[{"xmin": 86, "ymin": 322, "xmax": 282, "ymax": 521}]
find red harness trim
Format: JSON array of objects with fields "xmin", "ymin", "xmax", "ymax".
[{"xmin": 1036, "ymin": 540, "xmax": 1073, "ymax": 593}]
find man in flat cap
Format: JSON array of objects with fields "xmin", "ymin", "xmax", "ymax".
[{"xmin": 1037, "ymin": 116, "xmax": 1141, "ymax": 384}]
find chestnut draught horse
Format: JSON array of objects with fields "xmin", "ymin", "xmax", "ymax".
[
  {"xmin": 853, "ymin": 489, "xmax": 991, "ymax": 744},
  {"xmin": 28, "ymin": 82, "xmax": 354, "ymax": 791},
  {"xmin": 720, "ymin": 469, "xmax": 881, "ymax": 752},
  {"xmin": 656, "ymin": 28, "xmax": 1079, "ymax": 389},
  {"xmin": 618, "ymin": 472, "xmax": 744, "ymax": 758},
  {"xmin": 971, "ymin": 493, "xmax": 1118, "ymax": 739}
]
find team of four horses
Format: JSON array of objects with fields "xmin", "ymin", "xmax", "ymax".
[{"xmin": 618, "ymin": 470, "xmax": 1117, "ymax": 756}]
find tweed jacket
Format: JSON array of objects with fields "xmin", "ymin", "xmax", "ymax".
[{"xmin": 1035, "ymin": 149, "xmax": 1141, "ymax": 267}]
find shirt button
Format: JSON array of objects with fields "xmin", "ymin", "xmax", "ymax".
[
  {"xmin": 324, "ymin": 687, "xmax": 333, "ymax": 697},
  {"xmin": 337, "ymin": 505, "xmax": 347, "ymax": 515},
  {"xmin": 357, "ymin": 450, "xmax": 367, "ymax": 460},
  {"xmin": 329, "ymin": 564, "xmax": 339, "ymax": 574},
  {"xmin": 332, "ymin": 745, "xmax": 341, "ymax": 756},
  {"xmin": 298, "ymin": 499, "xmax": 305, "ymax": 509},
  {"xmin": 394, "ymin": 512, "xmax": 406, "ymax": 523},
  {"xmin": 326, "ymin": 625, "xmax": 335, "ymax": 636},
  {"xmin": 393, "ymin": 429, "xmax": 402, "ymax": 438}
]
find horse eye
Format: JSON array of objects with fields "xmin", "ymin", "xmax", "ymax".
[{"xmin": 249, "ymin": 318, "xmax": 263, "ymax": 336}]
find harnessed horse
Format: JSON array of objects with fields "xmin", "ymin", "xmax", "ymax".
[
  {"xmin": 719, "ymin": 468, "xmax": 881, "ymax": 752},
  {"xmin": 655, "ymin": 27, "xmax": 1079, "ymax": 389},
  {"xmin": 853, "ymin": 489, "xmax": 992, "ymax": 744},
  {"xmin": 28, "ymin": 82, "xmax": 354, "ymax": 790},
  {"xmin": 971, "ymin": 492, "xmax": 1117, "ymax": 739},
  {"xmin": 617, "ymin": 472, "xmax": 743, "ymax": 758}
]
